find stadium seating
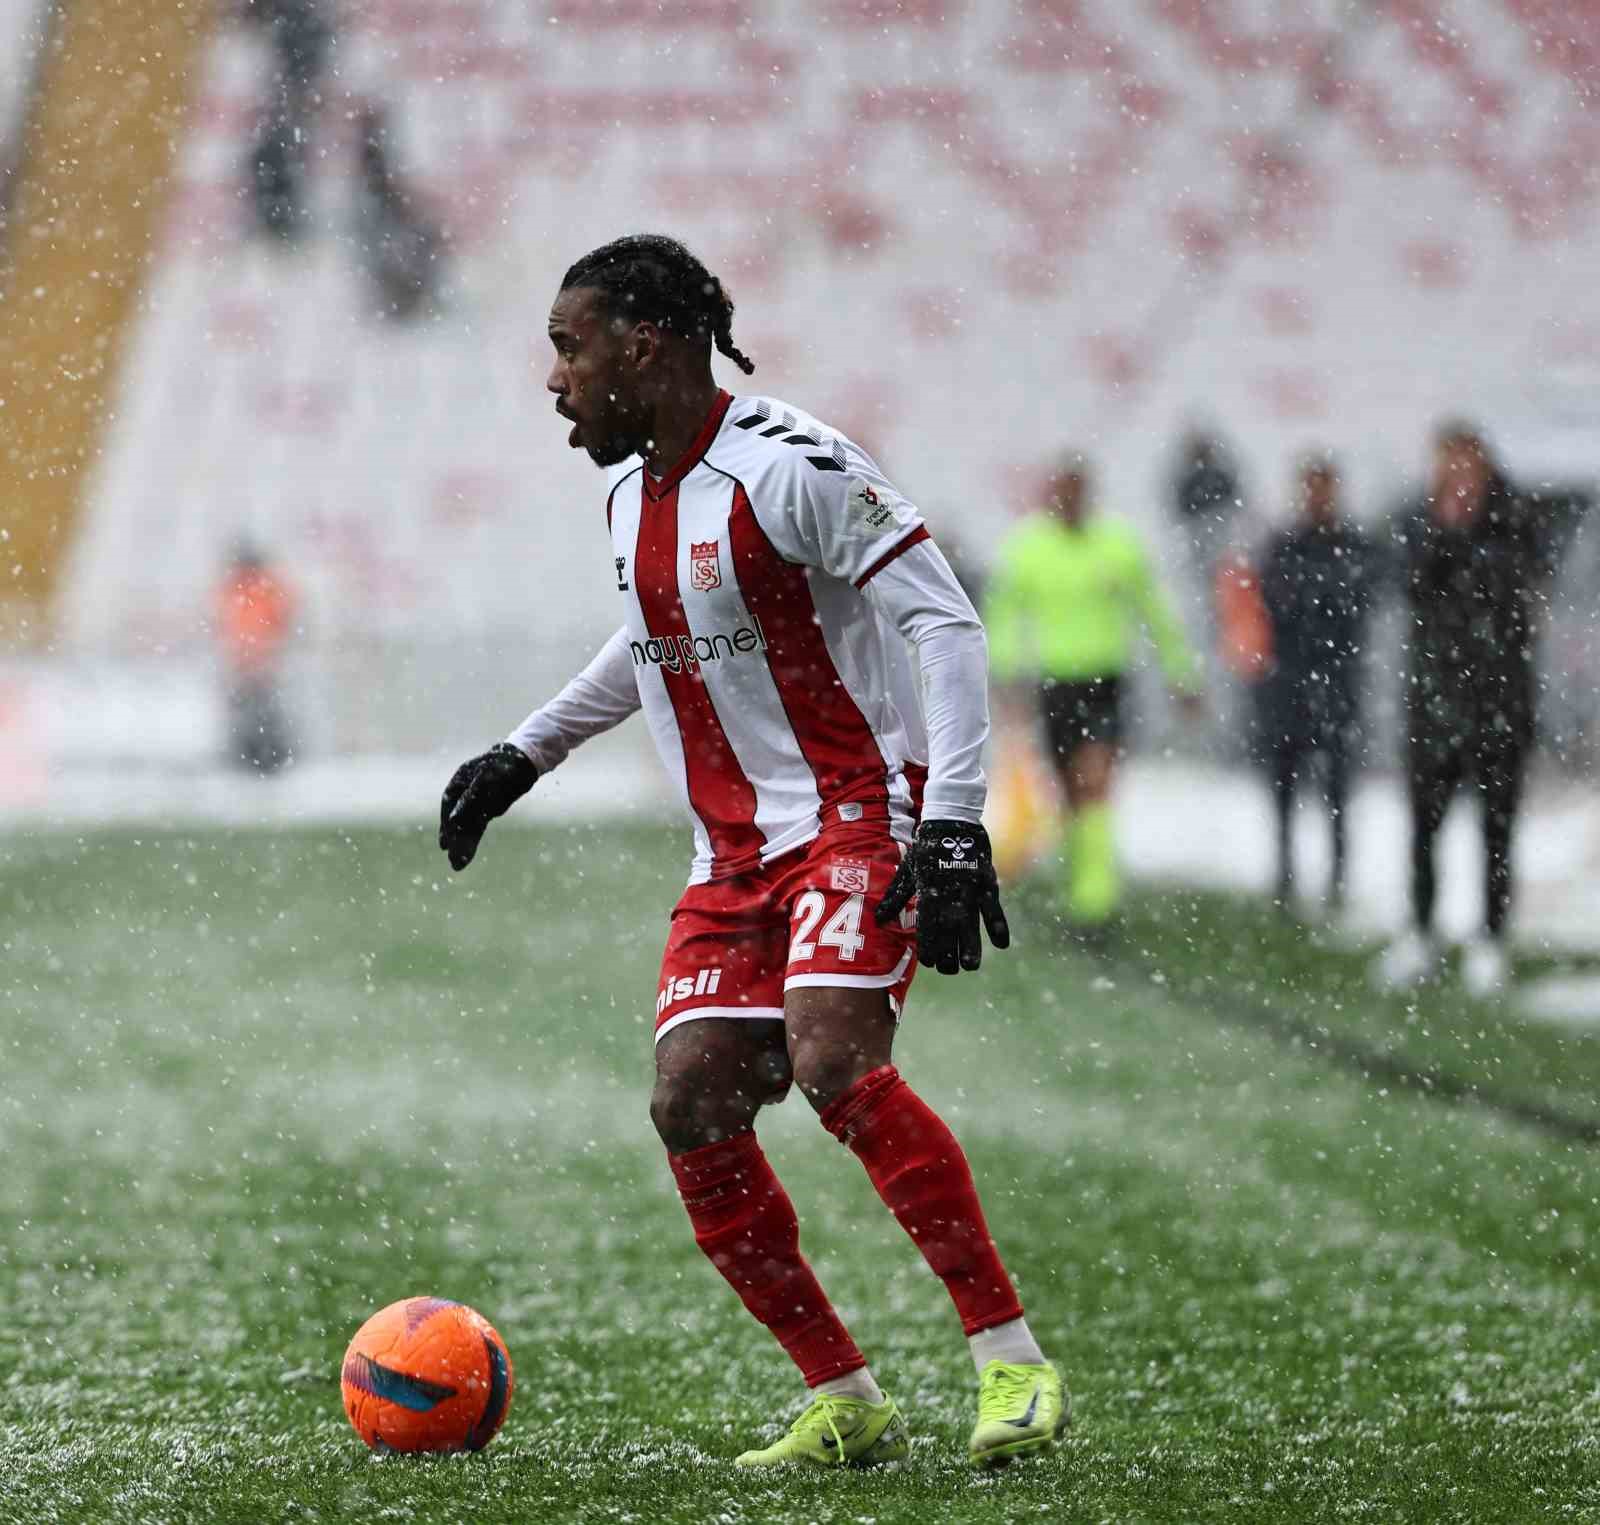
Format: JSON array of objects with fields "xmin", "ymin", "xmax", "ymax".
[{"xmin": 48, "ymin": 0, "xmax": 1600, "ymax": 756}]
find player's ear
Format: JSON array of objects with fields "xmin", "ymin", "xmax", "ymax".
[{"xmin": 628, "ymin": 320, "xmax": 663, "ymax": 373}]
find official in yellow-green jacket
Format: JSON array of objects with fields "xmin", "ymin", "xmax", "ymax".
[{"xmin": 986, "ymin": 454, "xmax": 1202, "ymax": 931}]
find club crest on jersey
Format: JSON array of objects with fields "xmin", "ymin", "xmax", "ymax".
[
  {"xmin": 689, "ymin": 540, "xmax": 722, "ymax": 591},
  {"xmin": 830, "ymin": 858, "xmax": 871, "ymax": 895}
]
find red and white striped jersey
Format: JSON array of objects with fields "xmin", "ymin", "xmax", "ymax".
[{"xmin": 511, "ymin": 390, "xmax": 989, "ymax": 884}]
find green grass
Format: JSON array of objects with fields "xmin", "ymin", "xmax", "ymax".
[
  {"xmin": 1102, "ymin": 884, "xmax": 1600, "ymax": 1130},
  {"xmin": 2, "ymin": 824, "xmax": 1597, "ymax": 1523}
]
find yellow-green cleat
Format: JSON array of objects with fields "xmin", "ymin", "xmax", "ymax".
[
  {"xmin": 734, "ymin": 1391, "xmax": 909, "ymax": 1469},
  {"xmin": 969, "ymin": 1360, "xmax": 1069, "ymax": 1468}
]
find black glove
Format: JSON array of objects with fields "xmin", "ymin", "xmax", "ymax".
[
  {"xmin": 438, "ymin": 743, "xmax": 538, "ymax": 871},
  {"xmin": 875, "ymin": 819, "xmax": 1011, "ymax": 975}
]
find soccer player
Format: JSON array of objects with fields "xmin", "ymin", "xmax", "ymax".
[{"xmin": 438, "ymin": 235, "xmax": 1065, "ymax": 1468}]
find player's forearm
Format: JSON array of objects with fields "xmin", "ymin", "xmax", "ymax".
[
  {"xmin": 916, "ymin": 624, "xmax": 990, "ymax": 824},
  {"xmin": 505, "ymin": 627, "xmax": 640, "ymax": 773},
  {"xmin": 866, "ymin": 543, "xmax": 990, "ymax": 824}
]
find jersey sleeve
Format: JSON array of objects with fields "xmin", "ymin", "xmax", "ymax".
[
  {"xmin": 860, "ymin": 540, "xmax": 989, "ymax": 825},
  {"xmin": 754, "ymin": 447, "xmax": 930, "ymax": 589},
  {"xmin": 506, "ymin": 625, "xmax": 640, "ymax": 774}
]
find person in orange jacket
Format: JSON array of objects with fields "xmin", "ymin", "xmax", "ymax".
[{"xmin": 217, "ymin": 542, "xmax": 297, "ymax": 772}]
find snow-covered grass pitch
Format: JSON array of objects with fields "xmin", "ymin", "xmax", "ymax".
[{"xmin": 2, "ymin": 823, "xmax": 1596, "ymax": 1523}]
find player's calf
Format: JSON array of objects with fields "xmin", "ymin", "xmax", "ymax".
[{"xmin": 667, "ymin": 1131, "xmax": 869, "ymax": 1390}]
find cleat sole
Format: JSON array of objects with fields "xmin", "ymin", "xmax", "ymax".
[
  {"xmin": 970, "ymin": 1414, "xmax": 1070, "ymax": 1469},
  {"xmin": 971, "ymin": 1432, "xmax": 1054, "ymax": 1468},
  {"xmin": 852, "ymin": 1424, "xmax": 910, "ymax": 1468}
]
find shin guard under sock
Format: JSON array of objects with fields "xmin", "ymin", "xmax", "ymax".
[
  {"xmin": 821, "ymin": 1065, "xmax": 1024, "ymax": 1336},
  {"xmin": 669, "ymin": 1131, "xmax": 866, "ymax": 1386}
]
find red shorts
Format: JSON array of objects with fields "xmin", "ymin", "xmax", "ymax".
[{"xmin": 654, "ymin": 821, "xmax": 918, "ymax": 1046}]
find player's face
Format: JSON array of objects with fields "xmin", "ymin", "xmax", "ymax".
[{"xmin": 546, "ymin": 286, "xmax": 648, "ymax": 468}]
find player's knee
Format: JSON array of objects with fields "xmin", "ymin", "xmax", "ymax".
[
  {"xmin": 789, "ymin": 1042, "xmax": 876, "ymax": 1115},
  {"xmin": 649, "ymin": 1074, "xmax": 703, "ymax": 1152},
  {"xmin": 649, "ymin": 1071, "xmax": 763, "ymax": 1154}
]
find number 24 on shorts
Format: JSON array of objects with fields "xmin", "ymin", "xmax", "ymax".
[{"xmin": 789, "ymin": 891, "xmax": 866, "ymax": 962}]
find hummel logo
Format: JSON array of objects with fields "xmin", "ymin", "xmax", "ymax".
[
  {"xmin": 1003, "ymin": 1387, "xmax": 1042, "ymax": 1429},
  {"xmin": 615, "ymin": 557, "xmax": 629, "ymax": 591},
  {"xmin": 938, "ymin": 835, "xmax": 979, "ymax": 872}
]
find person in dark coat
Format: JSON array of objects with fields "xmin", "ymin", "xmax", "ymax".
[
  {"xmin": 355, "ymin": 104, "xmax": 445, "ymax": 321},
  {"xmin": 1171, "ymin": 429, "xmax": 1245, "ymax": 584},
  {"xmin": 1256, "ymin": 456, "xmax": 1377, "ymax": 910},
  {"xmin": 245, "ymin": 0, "xmax": 331, "ymax": 241},
  {"xmin": 1172, "ymin": 430, "xmax": 1242, "ymax": 525},
  {"xmin": 1375, "ymin": 424, "xmax": 1562, "ymax": 996}
]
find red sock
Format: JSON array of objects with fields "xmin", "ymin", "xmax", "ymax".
[
  {"xmin": 822, "ymin": 1065, "xmax": 1024, "ymax": 1336},
  {"xmin": 669, "ymin": 1130, "xmax": 866, "ymax": 1386}
]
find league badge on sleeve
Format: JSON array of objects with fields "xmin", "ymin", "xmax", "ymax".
[
  {"xmin": 690, "ymin": 540, "xmax": 723, "ymax": 591},
  {"xmin": 848, "ymin": 478, "xmax": 909, "ymax": 533}
]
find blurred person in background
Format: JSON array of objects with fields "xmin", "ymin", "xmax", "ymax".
[
  {"xmin": 216, "ymin": 542, "xmax": 296, "ymax": 774},
  {"xmin": 1172, "ymin": 428, "xmax": 1243, "ymax": 528},
  {"xmin": 1376, "ymin": 424, "xmax": 1563, "ymax": 996},
  {"xmin": 987, "ymin": 453, "xmax": 1202, "ymax": 936},
  {"xmin": 1171, "ymin": 427, "xmax": 1245, "ymax": 582},
  {"xmin": 1212, "ymin": 544, "xmax": 1273, "ymax": 691},
  {"xmin": 1255, "ymin": 455, "xmax": 1378, "ymax": 912},
  {"xmin": 355, "ymin": 103, "xmax": 445, "ymax": 321},
  {"xmin": 243, "ymin": 4, "xmax": 446, "ymax": 318},
  {"xmin": 243, "ymin": 0, "xmax": 331, "ymax": 241},
  {"xmin": 1173, "ymin": 427, "xmax": 1262, "ymax": 763}
]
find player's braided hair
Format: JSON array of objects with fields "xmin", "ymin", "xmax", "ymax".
[{"xmin": 561, "ymin": 234, "xmax": 755, "ymax": 375}]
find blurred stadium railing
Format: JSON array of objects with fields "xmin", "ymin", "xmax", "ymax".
[{"xmin": 3, "ymin": 0, "xmax": 1597, "ymax": 780}]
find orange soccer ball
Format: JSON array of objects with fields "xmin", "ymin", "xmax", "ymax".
[{"xmin": 340, "ymin": 1296, "xmax": 514, "ymax": 1453}]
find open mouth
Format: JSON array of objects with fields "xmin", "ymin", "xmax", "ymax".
[{"xmin": 555, "ymin": 404, "xmax": 580, "ymax": 446}]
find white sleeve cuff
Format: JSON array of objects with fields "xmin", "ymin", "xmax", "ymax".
[{"xmin": 918, "ymin": 796, "xmax": 986, "ymax": 826}]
